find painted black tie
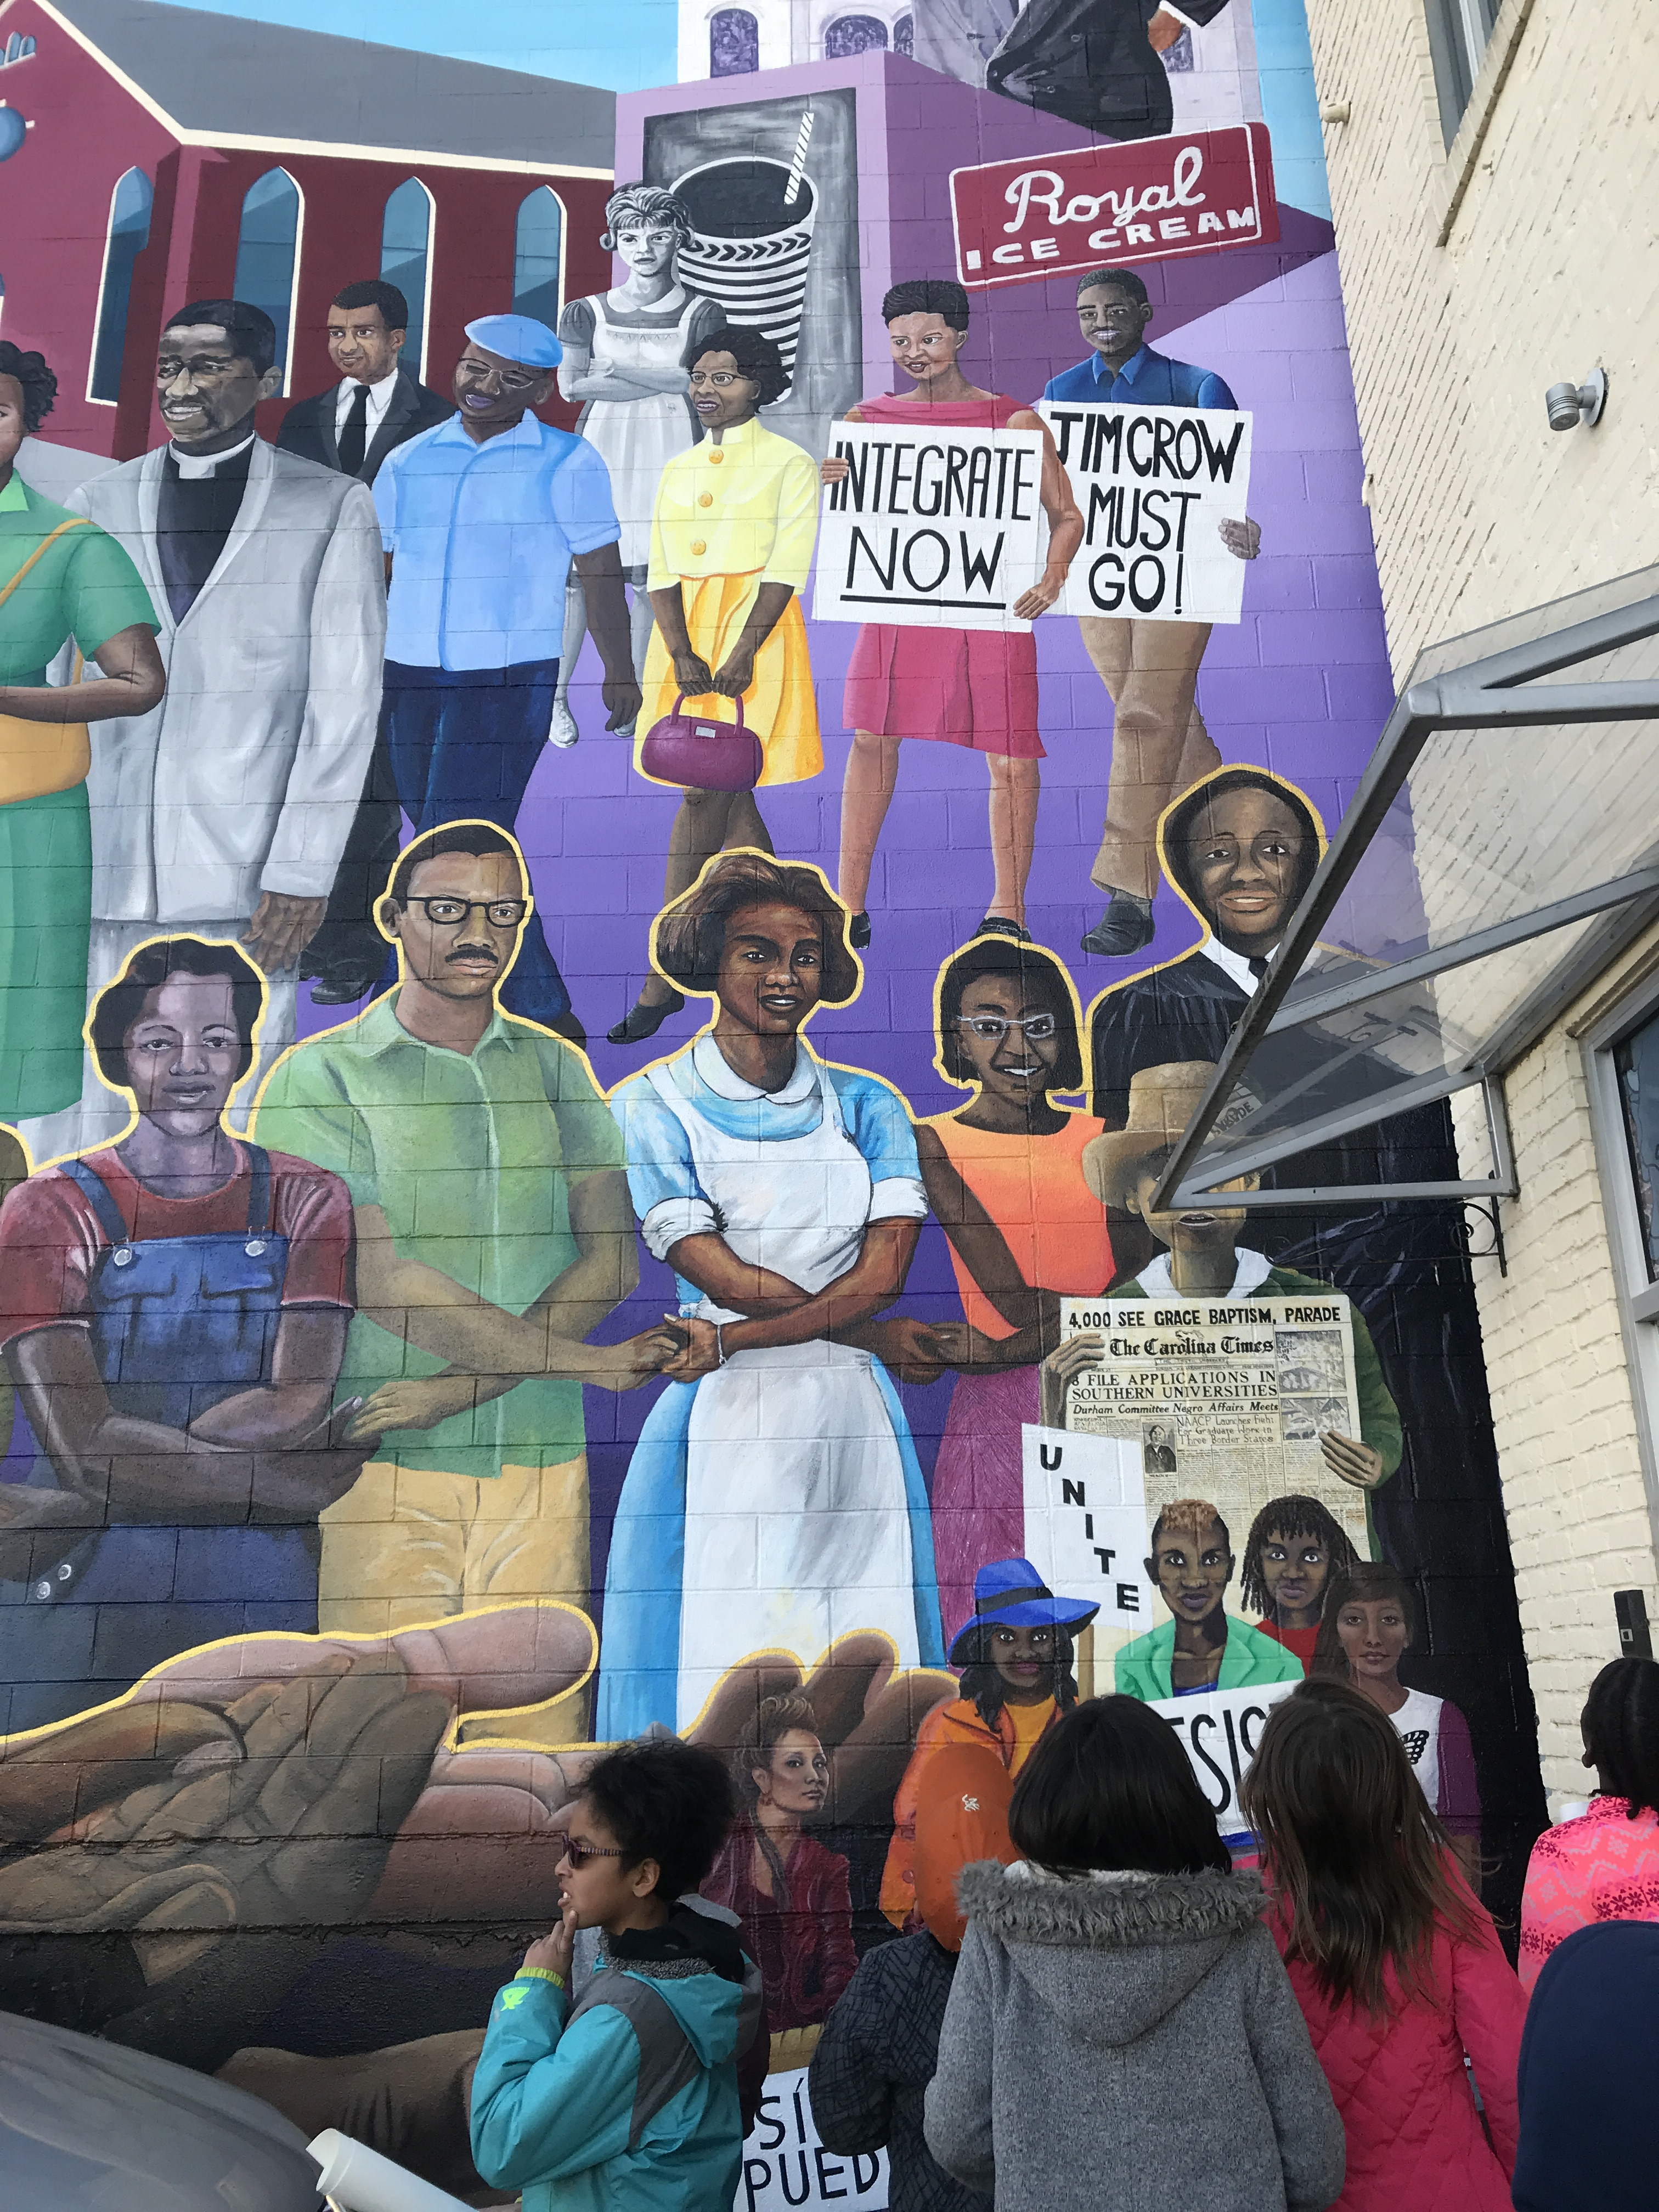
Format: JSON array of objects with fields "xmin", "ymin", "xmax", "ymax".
[{"xmin": 338, "ymin": 382, "xmax": 370, "ymax": 476}]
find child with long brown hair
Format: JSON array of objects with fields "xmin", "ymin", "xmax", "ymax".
[{"xmin": 1241, "ymin": 1679, "xmax": 1525, "ymax": 2212}]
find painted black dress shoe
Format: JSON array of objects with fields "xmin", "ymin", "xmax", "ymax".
[
  {"xmin": 607, "ymin": 989, "xmax": 685, "ymax": 1045},
  {"xmin": 306, "ymin": 964, "xmax": 387, "ymax": 1006},
  {"xmin": 849, "ymin": 910, "xmax": 872, "ymax": 950},
  {"xmin": 1081, "ymin": 889, "xmax": 1156, "ymax": 958},
  {"xmin": 976, "ymin": 915, "xmax": 1032, "ymax": 943}
]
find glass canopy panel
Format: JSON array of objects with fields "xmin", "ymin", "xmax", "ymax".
[{"xmin": 1167, "ymin": 565, "xmax": 1659, "ymax": 1194}]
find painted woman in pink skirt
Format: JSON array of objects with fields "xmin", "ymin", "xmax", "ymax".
[{"xmin": 820, "ymin": 279, "xmax": 1082, "ymax": 950}]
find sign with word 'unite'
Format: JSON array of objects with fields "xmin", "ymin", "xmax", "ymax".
[
  {"xmin": 1040, "ymin": 401, "xmax": 1255, "ymax": 624},
  {"xmin": 1021, "ymin": 1423, "xmax": 1155, "ymax": 1626},
  {"xmin": 950, "ymin": 122, "xmax": 1279, "ymax": 290},
  {"xmin": 815, "ymin": 424, "xmax": 1048, "ymax": 632}
]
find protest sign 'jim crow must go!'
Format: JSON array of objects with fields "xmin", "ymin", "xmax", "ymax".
[
  {"xmin": 1040, "ymin": 402, "xmax": 1255, "ymax": 625},
  {"xmin": 814, "ymin": 424, "xmax": 1048, "ymax": 632}
]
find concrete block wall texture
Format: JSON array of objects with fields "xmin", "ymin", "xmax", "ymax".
[{"xmin": 1302, "ymin": 0, "xmax": 1659, "ymax": 1784}]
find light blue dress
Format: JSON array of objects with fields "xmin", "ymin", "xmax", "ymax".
[{"xmin": 597, "ymin": 1034, "xmax": 944, "ymax": 1737}]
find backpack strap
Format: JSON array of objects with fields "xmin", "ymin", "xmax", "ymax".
[{"xmin": 567, "ymin": 1970, "xmax": 708, "ymax": 2150}]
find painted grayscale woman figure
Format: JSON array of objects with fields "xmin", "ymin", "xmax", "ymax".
[{"xmin": 551, "ymin": 184, "xmax": 723, "ymax": 747}]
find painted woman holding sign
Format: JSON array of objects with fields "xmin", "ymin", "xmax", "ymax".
[
  {"xmin": 611, "ymin": 326, "xmax": 823, "ymax": 1043},
  {"xmin": 822, "ymin": 279, "xmax": 1082, "ymax": 951}
]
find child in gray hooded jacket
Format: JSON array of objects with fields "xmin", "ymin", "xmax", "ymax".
[{"xmin": 924, "ymin": 1696, "xmax": 1345, "ymax": 2212}]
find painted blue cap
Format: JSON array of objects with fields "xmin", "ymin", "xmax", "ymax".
[
  {"xmin": 464, "ymin": 314, "xmax": 562, "ymax": 369},
  {"xmin": 948, "ymin": 1555, "xmax": 1099, "ymax": 1667}
]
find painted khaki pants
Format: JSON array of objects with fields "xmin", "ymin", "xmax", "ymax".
[
  {"xmin": 319, "ymin": 1454, "xmax": 591, "ymax": 1740},
  {"xmin": 1080, "ymin": 616, "xmax": 1222, "ymax": 901}
]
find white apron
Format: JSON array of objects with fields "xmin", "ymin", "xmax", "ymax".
[
  {"xmin": 644, "ymin": 1056, "xmax": 921, "ymax": 1730},
  {"xmin": 579, "ymin": 291, "xmax": 705, "ymax": 570}
]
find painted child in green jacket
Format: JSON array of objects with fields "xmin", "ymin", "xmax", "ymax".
[{"xmin": 471, "ymin": 1738, "xmax": 763, "ymax": 2212}]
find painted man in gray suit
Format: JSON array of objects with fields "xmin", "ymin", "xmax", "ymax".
[
  {"xmin": 22, "ymin": 297, "xmax": 385, "ymax": 1161},
  {"xmin": 277, "ymin": 278, "xmax": 452, "ymax": 1003}
]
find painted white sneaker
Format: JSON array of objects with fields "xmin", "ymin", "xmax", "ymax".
[{"xmin": 548, "ymin": 699, "xmax": 580, "ymax": 749}]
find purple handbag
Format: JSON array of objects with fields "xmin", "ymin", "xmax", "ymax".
[{"xmin": 639, "ymin": 692, "xmax": 765, "ymax": 793}]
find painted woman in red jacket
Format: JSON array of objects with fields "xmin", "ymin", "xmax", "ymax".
[{"xmin": 703, "ymin": 1692, "xmax": 857, "ymax": 2066}]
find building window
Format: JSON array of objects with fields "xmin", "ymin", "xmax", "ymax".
[
  {"xmin": 233, "ymin": 167, "xmax": 302, "ymax": 391},
  {"xmin": 380, "ymin": 177, "xmax": 433, "ymax": 379},
  {"xmin": 2, "ymin": 32, "xmax": 36, "ymax": 64},
  {"xmin": 88, "ymin": 167, "xmax": 153, "ymax": 405},
  {"xmin": 1585, "ymin": 982, "xmax": 1659, "ymax": 1496},
  {"xmin": 710, "ymin": 8, "xmax": 759, "ymax": 74},
  {"xmin": 893, "ymin": 12, "xmax": 913, "ymax": 53},
  {"xmin": 512, "ymin": 186, "xmax": 563, "ymax": 332},
  {"xmin": 823, "ymin": 14, "xmax": 888, "ymax": 55},
  {"xmin": 1425, "ymin": 0, "xmax": 1500, "ymax": 142}
]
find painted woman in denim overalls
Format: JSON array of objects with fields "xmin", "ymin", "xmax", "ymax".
[{"xmin": 0, "ymin": 936, "xmax": 370, "ymax": 1731}]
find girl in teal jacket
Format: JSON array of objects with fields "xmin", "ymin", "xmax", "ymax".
[{"xmin": 471, "ymin": 1739, "xmax": 763, "ymax": 2212}]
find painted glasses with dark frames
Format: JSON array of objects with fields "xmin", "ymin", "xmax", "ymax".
[
  {"xmin": 688, "ymin": 368, "xmax": 747, "ymax": 388},
  {"xmin": 398, "ymin": 896, "xmax": 532, "ymax": 927},
  {"xmin": 956, "ymin": 1012, "xmax": 1059, "ymax": 1042},
  {"xmin": 550, "ymin": 1832, "xmax": 630, "ymax": 1870}
]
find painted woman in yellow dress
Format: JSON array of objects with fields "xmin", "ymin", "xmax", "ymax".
[{"xmin": 608, "ymin": 324, "xmax": 822, "ymax": 1041}]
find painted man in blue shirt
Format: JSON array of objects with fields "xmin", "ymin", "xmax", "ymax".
[
  {"xmin": 374, "ymin": 315, "xmax": 644, "ymax": 1046},
  {"xmin": 1043, "ymin": 268, "xmax": 1260, "ymax": 962}
]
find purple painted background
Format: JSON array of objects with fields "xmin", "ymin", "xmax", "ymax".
[{"xmin": 282, "ymin": 54, "xmax": 1395, "ymax": 1623}]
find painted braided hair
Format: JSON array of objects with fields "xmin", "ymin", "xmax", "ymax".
[
  {"xmin": 1239, "ymin": 1494, "xmax": 1362, "ymax": 1620},
  {"xmin": 955, "ymin": 1621, "xmax": 1080, "ymax": 1732}
]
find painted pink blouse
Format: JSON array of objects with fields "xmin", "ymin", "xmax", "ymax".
[{"xmin": 1518, "ymin": 1793, "xmax": 1659, "ymax": 1994}]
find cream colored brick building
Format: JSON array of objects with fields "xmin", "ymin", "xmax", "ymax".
[{"xmin": 1302, "ymin": 0, "xmax": 1659, "ymax": 1796}]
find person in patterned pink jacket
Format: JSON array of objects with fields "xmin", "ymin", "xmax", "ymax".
[{"xmin": 1519, "ymin": 1655, "xmax": 1659, "ymax": 1994}]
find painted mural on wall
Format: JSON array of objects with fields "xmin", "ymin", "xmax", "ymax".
[{"xmin": 0, "ymin": 0, "xmax": 1540, "ymax": 2198}]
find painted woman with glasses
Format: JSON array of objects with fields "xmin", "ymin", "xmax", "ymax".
[
  {"xmin": 609, "ymin": 327, "xmax": 822, "ymax": 1043},
  {"xmin": 893, "ymin": 935, "xmax": 1118, "ymax": 1639}
]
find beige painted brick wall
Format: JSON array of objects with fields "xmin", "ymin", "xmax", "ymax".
[{"xmin": 1305, "ymin": 0, "xmax": 1659, "ymax": 1792}]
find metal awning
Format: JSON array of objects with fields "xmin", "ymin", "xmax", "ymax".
[{"xmin": 1156, "ymin": 563, "xmax": 1659, "ymax": 1210}]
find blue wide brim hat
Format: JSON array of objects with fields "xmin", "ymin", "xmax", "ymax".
[{"xmin": 949, "ymin": 1555, "xmax": 1100, "ymax": 1668}]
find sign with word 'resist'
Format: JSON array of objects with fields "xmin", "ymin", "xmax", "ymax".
[
  {"xmin": 950, "ymin": 122, "xmax": 1279, "ymax": 291},
  {"xmin": 814, "ymin": 423, "xmax": 1047, "ymax": 632},
  {"xmin": 1152, "ymin": 1680, "xmax": 1297, "ymax": 1841},
  {"xmin": 1021, "ymin": 1423, "xmax": 1155, "ymax": 1626},
  {"xmin": 739, "ymin": 2067, "xmax": 889, "ymax": 2212},
  {"xmin": 1040, "ymin": 401, "xmax": 1254, "ymax": 624}
]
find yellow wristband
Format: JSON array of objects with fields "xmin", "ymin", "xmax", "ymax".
[{"xmin": 518, "ymin": 1967, "xmax": 567, "ymax": 1989}]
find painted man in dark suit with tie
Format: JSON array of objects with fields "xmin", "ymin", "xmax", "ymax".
[{"xmin": 278, "ymin": 279, "xmax": 452, "ymax": 1002}]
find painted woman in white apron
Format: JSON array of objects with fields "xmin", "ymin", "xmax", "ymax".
[
  {"xmin": 552, "ymin": 184, "xmax": 723, "ymax": 746},
  {"xmin": 599, "ymin": 852, "xmax": 944, "ymax": 1736}
]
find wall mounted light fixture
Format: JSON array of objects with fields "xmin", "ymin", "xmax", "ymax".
[{"xmin": 1545, "ymin": 368, "xmax": 1608, "ymax": 432}]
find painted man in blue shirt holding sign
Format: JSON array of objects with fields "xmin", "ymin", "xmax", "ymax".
[
  {"xmin": 1043, "ymin": 268, "xmax": 1261, "ymax": 966},
  {"xmin": 373, "ymin": 315, "xmax": 644, "ymax": 1045}
]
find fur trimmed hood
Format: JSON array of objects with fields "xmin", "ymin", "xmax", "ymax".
[{"xmin": 953, "ymin": 1860, "xmax": 1268, "ymax": 2047}]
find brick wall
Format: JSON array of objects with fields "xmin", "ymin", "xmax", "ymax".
[{"xmin": 1304, "ymin": 0, "xmax": 1659, "ymax": 1793}]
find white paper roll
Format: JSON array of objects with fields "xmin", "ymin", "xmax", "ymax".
[{"xmin": 308, "ymin": 2130, "xmax": 475, "ymax": 2212}]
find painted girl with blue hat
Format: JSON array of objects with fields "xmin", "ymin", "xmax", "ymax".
[{"xmin": 880, "ymin": 1556, "xmax": 1098, "ymax": 1929}]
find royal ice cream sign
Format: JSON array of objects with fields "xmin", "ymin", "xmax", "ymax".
[{"xmin": 950, "ymin": 122, "xmax": 1278, "ymax": 290}]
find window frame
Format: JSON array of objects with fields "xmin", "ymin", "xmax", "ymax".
[
  {"xmin": 232, "ymin": 165, "xmax": 305, "ymax": 397},
  {"xmin": 1582, "ymin": 964, "xmax": 1659, "ymax": 1542},
  {"xmin": 85, "ymin": 166, "xmax": 154, "ymax": 408},
  {"xmin": 380, "ymin": 175, "xmax": 435, "ymax": 383}
]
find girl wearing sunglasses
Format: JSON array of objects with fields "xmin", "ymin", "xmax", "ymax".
[{"xmin": 867, "ymin": 934, "xmax": 1116, "ymax": 1645}]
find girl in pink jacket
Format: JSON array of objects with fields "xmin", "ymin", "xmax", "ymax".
[{"xmin": 1242, "ymin": 1679, "xmax": 1527, "ymax": 2212}]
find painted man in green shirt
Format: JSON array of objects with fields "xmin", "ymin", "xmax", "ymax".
[
  {"xmin": 253, "ymin": 822, "xmax": 676, "ymax": 1725},
  {"xmin": 0, "ymin": 341, "xmax": 164, "ymax": 1123}
]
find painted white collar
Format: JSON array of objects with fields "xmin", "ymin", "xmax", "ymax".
[
  {"xmin": 691, "ymin": 1030, "xmax": 817, "ymax": 1105},
  {"xmin": 1198, "ymin": 935, "xmax": 1276, "ymax": 997},
  {"xmin": 169, "ymin": 432, "xmax": 256, "ymax": 480},
  {"xmin": 1133, "ymin": 1246, "xmax": 1275, "ymax": 1301}
]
